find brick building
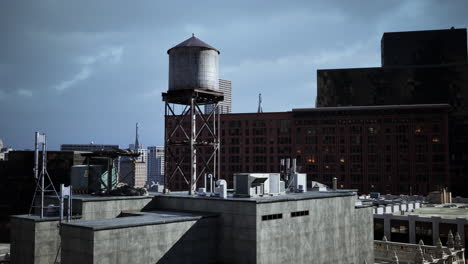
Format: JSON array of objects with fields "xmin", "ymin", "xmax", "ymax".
[
  {"xmin": 166, "ymin": 104, "xmax": 450, "ymax": 195},
  {"xmin": 316, "ymin": 28, "xmax": 468, "ymax": 196}
]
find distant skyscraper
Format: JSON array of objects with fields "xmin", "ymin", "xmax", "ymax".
[
  {"xmin": 147, "ymin": 146, "xmax": 164, "ymax": 185},
  {"xmin": 119, "ymin": 160, "xmax": 147, "ymax": 188},
  {"xmin": 205, "ymin": 79, "xmax": 232, "ymax": 114},
  {"xmin": 134, "ymin": 122, "xmax": 141, "ymax": 149},
  {"xmin": 130, "ymin": 122, "xmax": 147, "ymax": 162}
]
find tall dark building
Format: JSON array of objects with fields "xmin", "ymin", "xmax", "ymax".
[
  {"xmin": 381, "ymin": 28, "xmax": 467, "ymax": 67},
  {"xmin": 316, "ymin": 28, "xmax": 468, "ymax": 197},
  {"xmin": 166, "ymin": 104, "xmax": 450, "ymax": 196}
]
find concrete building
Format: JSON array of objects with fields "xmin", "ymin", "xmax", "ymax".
[
  {"xmin": 10, "ymin": 189, "xmax": 373, "ymax": 264},
  {"xmin": 60, "ymin": 144, "xmax": 119, "ymax": 152},
  {"xmin": 147, "ymin": 146, "xmax": 164, "ymax": 184},
  {"xmin": 374, "ymin": 238, "xmax": 465, "ymax": 264},
  {"xmin": 119, "ymin": 160, "xmax": 147, "ymax": 188},
  {"xmin": 0, "ymin": 151, "xmax": 88, "ymax": 242},
  {"xmin": 166, "ymin": 104, "xmax": 450, "ymax": 195},
  {"xmin": 316, "ymin": 28, "xmax": 468, "ymax": 197},
  {"xmin": 128, "ymin": 144, "xmax": 147, "ymax": 162},
  {"xmin": 205, "ymin": 79, "xmax": 232, "ymax": 114},
  {"xmin": 374, "ymin": 204, "xmax": 468, "ymax": 250}
]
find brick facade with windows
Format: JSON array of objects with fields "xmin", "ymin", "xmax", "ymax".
[{"xmin": 166, "ymin": 104, "xmax": 450, "ymax": 195}]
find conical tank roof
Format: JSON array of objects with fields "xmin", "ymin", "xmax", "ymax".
[{"xmin": 167, "ymin": 34, "xmax": 220, "ymax": 54}]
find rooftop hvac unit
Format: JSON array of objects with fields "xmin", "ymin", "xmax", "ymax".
[
  {"xmin": 289, "ymin": 173, "xmax": 307, "ymax": 193},
  {"xmin": 234, "ymin": 173, "xmax": 285, "ymax": 197},
  {"xmin": 268, "ymin": 173, "xmax": 282, "ymax": 195}
]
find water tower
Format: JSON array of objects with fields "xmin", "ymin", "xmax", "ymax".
[{"xmin": 162, "ymin": 34, "xmax": 224, "ymax": 195}]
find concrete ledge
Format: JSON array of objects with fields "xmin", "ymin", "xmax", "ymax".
[
  {"xmin": 62, "ymin": 211, "xmax": 218, "ymax": 231},
  {"xmin": 155, "ymin": 191, "xmax": 354, "ymax": 204}
]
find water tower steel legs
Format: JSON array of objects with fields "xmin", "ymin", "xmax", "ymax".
[
  {"xmin": 163, "ymin": 92, "xmax": 221, "ymax": 195},
  {"xmin": 190, "ymin": 97, "xmax": 196, "ymax": 195}
]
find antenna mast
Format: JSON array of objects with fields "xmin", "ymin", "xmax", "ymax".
[
  {"xmin": 29, "ymin": 132, "xmax": 60, "ymax": 218},
  {"xmin": 134, "ymin": 122, "xmax": 141, "ymax": 150},
  {"xmin": 257, "ymin": 93, "xmax": 263, "ymax": 113}
]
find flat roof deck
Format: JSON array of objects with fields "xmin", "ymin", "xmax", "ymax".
[
  {"xmin": 154, "ymin": 190, "xmax": 355, "ymax": 203},
  {"xmin": 62, "ymin": 210, "xmax": 216, "ymax": 231},
  {"xmin": 400, "ymin": 205, "xmax": 468, "ymax": 219},
  {"xmin": 48, "ymin": 190, "xmax": 355, "ymax": 204}
]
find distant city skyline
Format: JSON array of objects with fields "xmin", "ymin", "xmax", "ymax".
[{"xmin": 1, "ymin": 1, "xmax": 467, "ymax": 150}]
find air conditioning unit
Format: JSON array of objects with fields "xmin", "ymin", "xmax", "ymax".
[
  {"xmin": 234, "ymin": 173, "xmax": 269, "ymax": 197},
  {"xmin": 289, "ymin": 173, "xmax": 307, "ymax": 193}
]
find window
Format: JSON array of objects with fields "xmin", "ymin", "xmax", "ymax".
[
  {"xmin": 291, "ymin": 210, "xmax": 309, "ymax": 217},
  {"xmin": 262, "ymin": 213, "xmax": 282, "ymax": 221}
]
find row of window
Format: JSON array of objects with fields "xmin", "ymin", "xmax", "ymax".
[{"xmin": 262, "ymin": 210, "xmax": 310, "ymax": 221}]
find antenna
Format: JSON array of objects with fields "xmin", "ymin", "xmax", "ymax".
[
  {"xmin": 29, "ymin": 132, "xmax": 60, "ymax": 218},
  {"xmin": 134, "ymin": 122, "xmax": 140, "ymax": 150},
  {"xmin": 257, "ymin": 93, "xmax": 263, "ymax": 113}
]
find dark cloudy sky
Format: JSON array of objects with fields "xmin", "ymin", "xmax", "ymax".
[{"xmin": 1, "ymin": 0, "xmax": 467, "ymax": 150}]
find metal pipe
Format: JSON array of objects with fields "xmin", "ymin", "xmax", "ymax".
[
  {"xmin": 40, "ymin": 134, "xmax": 46, "ymax": 218},
  {"xmin": 213, "ymin": 105, "xmax": 217, "ymax": 181},
  {"xmin": 280, "ymin": 158, "xmax": 284, "ymax": 175},
  {"xmin": 292, "ymin": 158, "xmax": 297, "ymax": 174},
  {"xmin": 60, "ymin": 184, "xmax": 64, "ymax": 223},
  {"xmin": 68, "ymin": 186, "xmax": 72, "ymax": 222},
  {"xmin": 163, "ymin": 102, "xmax": 168, "ymax": 193},
  {"xmin": 34, "ymin": 132, "xmax": 39, "ymax": 180},
  {"xmin": 189, "ymin": 97, "xmax": 196, "ymax": 195},
  {"xmin": 217, "ymin": 102, "xmax": 221, "ymax": 181},
  {"xmin": 107, "ymin": 158, "xmax": 112, "ymax": 194},
  {"xmin": 210, "ymin": 174, "xmax": 213, "ymax": 193},
  {"xmin": 204, "ymin": 173, "xmax": 207, "ymax": 190}
]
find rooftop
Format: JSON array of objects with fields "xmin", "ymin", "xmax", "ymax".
[
  {"xmin": 293, "ymin": 104, "xmax": 451, "ymax": 113},
  {"xmin": 155, "ymin": 190, "xmax": 355, "ymax": 204},
  {"xmin": 62, "ymin": 210, "xmax": 215, "ymax": 231},
  {"xmin": 400, "ymin": 204, "xmax": 468, "ymax": 219}
]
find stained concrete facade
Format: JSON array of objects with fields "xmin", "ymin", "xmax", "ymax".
[
  {"xmin": 374, "ymin": 205, "xmax": 468, "ymax": 247},
  {"xmin": 61, "ymin": 212, "xmax": 218, "ymax": 264},
  {"xmin": 11, "ymin": 191, "xmax": 374, "ymax": 264},
  {"xmin": 374, "ymin": 239, "xmax": 465, "ymax": 264},
  {"xmin": 10, "ymin": 216, "xmax": 61, "ymax": 264},
  {"xmin": 10, "ymin": 195, "xmax": 153, "ymax": 264}
]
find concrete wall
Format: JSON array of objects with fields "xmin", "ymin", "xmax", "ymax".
[
  {"xmin": 43, "ymin": 195, "xmax": 153, "ymax": 220},
  {"xmin": 375, "ymin": 240, "xmax": 465, "ymax": 264},
  {"xmin": 79, "ymin": 197, "xmax": 153, "ymax": 220},
  {"xmin": 11, "ymin": 196, "xmax": 153, "ymax": 264},
  {"xmin": 256, "ymin": 196, "xmax": 373, "ymax": 264},
  {"xmin": 10, "ymin": 216, "xmax": 60, "ymax": 264},
  {"xmin": 61, "ymin": 217, "xmax": 218, "ymax": 264},
  {"xmin": 353, "ymin": 206, "xmax": 374, "ymax": 264},
  {"xmin": 152, "ymin": 196, "xmax": 257, "ymax": 263},
  {"xmin": 375, "ymin": 213, "xmax": 468, "ymax": 246}
]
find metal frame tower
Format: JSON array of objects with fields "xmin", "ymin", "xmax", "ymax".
[
  {"xmin": 258, "ymin": 93, "xmax": 263, "ymax": 113},
  {"xmin": 163, "ymin": 89, "xmax": 223, "ymax": 195},
  {"xmin": 29, "ymin": 132, "xmax": 60, "ymax": 218}
]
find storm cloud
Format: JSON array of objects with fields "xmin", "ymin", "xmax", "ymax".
[{"xmin": 1, "ymin": 0, "xmax": 467, "ymax": 149}]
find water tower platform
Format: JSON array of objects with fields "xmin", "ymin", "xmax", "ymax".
[{"xmin": 162, "ymin": 89, "xmax": 224, "ymax": 105}]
